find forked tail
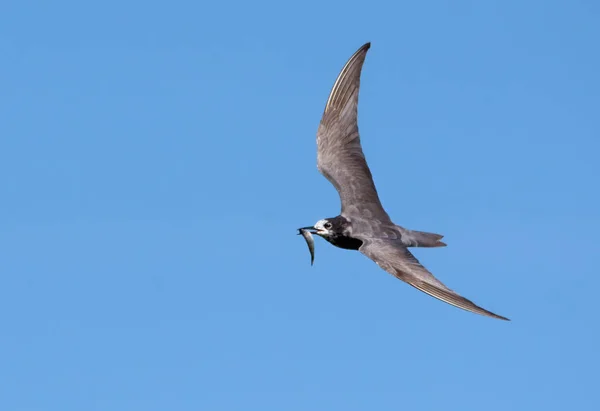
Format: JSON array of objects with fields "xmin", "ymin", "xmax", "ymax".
[{"xmin": 398, "ymin": 227, "xmax": 447, "ymax": 248}]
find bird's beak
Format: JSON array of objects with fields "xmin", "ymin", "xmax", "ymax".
[{"xmin": 297, "ymin": 226, "xmax": 318, "ymax": 234}]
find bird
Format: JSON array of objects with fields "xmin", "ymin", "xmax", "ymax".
[{"xmin": 298, "ymin": 42, "xmax": 509, "ymax": 321}]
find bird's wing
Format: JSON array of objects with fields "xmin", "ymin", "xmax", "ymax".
[
  {"xmin": 359, "ymin": 238, "xmax": 509, "ymax": 320},
  {"xmin": 317, "ymin": 42, "xmax": 389, "ymax": 221}
]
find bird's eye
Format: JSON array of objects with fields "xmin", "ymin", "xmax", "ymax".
[{"xmin": 324, "ymin": 222, "xmax": 332, "ymax": 229}]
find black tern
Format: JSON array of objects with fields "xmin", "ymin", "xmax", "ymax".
[{"xmin": 298, "ymin": 42, "xmax": 509, "ymax": 321}]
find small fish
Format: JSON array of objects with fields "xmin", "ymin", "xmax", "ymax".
[{"xmin": 297, "ymin": 228, "xmax": 315, "ymax": 266}]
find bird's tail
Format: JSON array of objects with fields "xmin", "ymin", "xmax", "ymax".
[{"xmin": 398, "ymin": 227, "xmax": 447, "ymax": 247}]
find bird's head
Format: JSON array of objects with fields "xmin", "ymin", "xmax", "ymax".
[{"xmin": 298, "ymin": 218, "xmax": 336, "ymax": 238}]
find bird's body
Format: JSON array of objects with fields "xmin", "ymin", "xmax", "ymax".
[{"xmin": 299, "ymin": 42, "xmax": 509, "ymax": 321}]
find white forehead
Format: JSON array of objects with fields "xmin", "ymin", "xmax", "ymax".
[{"xmin": 314, "ymin": 219, "xmax": 329, "ymax": 229}]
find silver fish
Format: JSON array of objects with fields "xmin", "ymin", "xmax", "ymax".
[{"xmin": 297, "ymin": 228, "xmax": 315, "ymax": 266}]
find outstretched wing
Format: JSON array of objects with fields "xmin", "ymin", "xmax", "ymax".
[
  {"xmin": 359, "ymin": 238, "xmax": 509, "ymax": 320},
  {"xmin": 317, "ymin": 42, "xmax": 389, "ymax": 221}
]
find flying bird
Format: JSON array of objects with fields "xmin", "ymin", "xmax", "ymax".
[{"xmin": 298, "ymin": 42, "xmax": 509, "ymax": 321}]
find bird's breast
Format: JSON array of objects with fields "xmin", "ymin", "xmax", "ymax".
[{"xmin": 327, "ymin": 234, "xmax": 363, "ymax": 250}]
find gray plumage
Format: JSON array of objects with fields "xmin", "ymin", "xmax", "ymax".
[{"xmin": 299, "ymin": 42, "xmax": 509, "ymax": 321}]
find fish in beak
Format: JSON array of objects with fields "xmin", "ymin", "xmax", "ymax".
[{"xmin": 297, "ymin": 227, "xmax": 316, "ymax": 265}]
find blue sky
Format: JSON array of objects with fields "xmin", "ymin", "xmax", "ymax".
[{"xmin": 1, "ymin": 0, "xmax": 599, "ymax": 410}]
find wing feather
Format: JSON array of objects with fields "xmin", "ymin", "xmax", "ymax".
[
  {"xmin": 317, "ymin": 43, "xmax": 390, "ymax": 221},
  {"xmin": 359, "ymin": 239, "xmax": 509, "ymax": 320}
]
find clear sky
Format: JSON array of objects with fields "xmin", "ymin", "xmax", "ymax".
[{"xmin": 1, "ymin": 1, "xmax": 599, "ymax": 410}]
